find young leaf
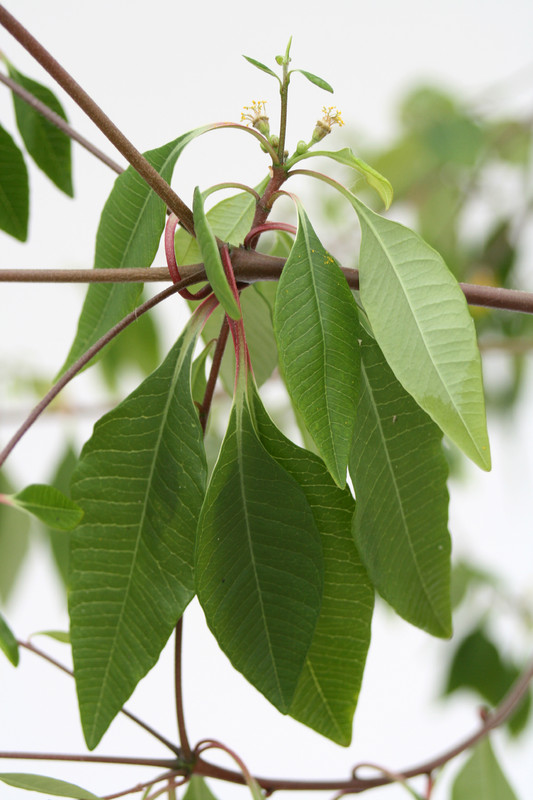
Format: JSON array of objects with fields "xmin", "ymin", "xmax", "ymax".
[
  {"xmin": 196, "ymin": 385, "xmax": 324, "ymax": 714},
  {"xmin": 292, "ymin": 69, "xmax": 334, "ymax": 93},
  {"xmin": 350, "ymin": 330, "xmax": 452, "ymax": 637},
  {"xmin": 291, "ymin": 148, "xmax": 393, "ymax": 209},
  {"xmin": 7, "ymin": 484, "xmax": 83, "ymax": 530},
  {"xmin": 452, "ymin": 738, "xmax": 519, "ymax": 800},
  {"xmin": 69, "ymin": 317, "xmax": 208, "ymax": 749},
  {"xmin": 0, "ymin": 122, "xmax": 29, "ymax": 241},
  {"xmin": 0, "ymin": 773, "xmax": 100, "ymax": 800},
  {"xmin": 350, "ymin": 195, "xmax": 491, "ymax": 471},
  {"xmin": 193, "ymin": 187, "xmax": 241, "ymax": 320},
  {"xmin": 0, "ymin": 612, "xmax": 19, "ymax": 666},
  {"xmin": 58, "ymin": 129, "xmax": 209, "ymax": 376},
  {"xmin": 31, "ymin": 630, "xmax": 70, "ymax": 644},
  {"xmin": 250, "ymin": 384, "xmax": 373, "ymax": 745},
  {"xmin": 242, "ymin": 55, "xmax": 280, "ymax": 82},
  {"xmin": 274, "ymin": 203, "xmax": 360, "ymax": 487},
  {"xmin": 8, "ymin": 63, "xmax": 73, "ymax": 196}
]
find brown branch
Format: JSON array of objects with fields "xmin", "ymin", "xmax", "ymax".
[
  {"xmin": 0, "ymin": 71, "xmax": 124, "ymax": 174},
  {"xmin": 0, "ymin": 5, "xmax": 195, "ymax": 234},
  {"xmin": 193, "ymin": 654, "xmax": 533, "ymax": 793},
  {"xmin": 2, "ymin": 256, "xmax": 533, "ymax": 315}
]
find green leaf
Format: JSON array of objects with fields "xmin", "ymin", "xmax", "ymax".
[
  {"xmin": 196, "ymin": 383, "xmax": 324, "ymax": 714},
  {"xmin": 349, "ymin": 330, "xmax": 452, "ymax": 637},
  {"xmin": 69, "ymin": 317, "xmax": 207, "ymax": 749},
  {"xmin": 174, "ymin": 180, "xmax": 267, "ymax": 266},
  {"xmin": 0, "ymin": 122, "xmax": 29, "ymax": 241},
  {"xmin": 293, "ymin": 148, "xmax": 393, "ymax": 209},
  {"xmin": 0, "ymin": 612, "xmax": 19, "ymax": 666},
  {"xmin": 183, "ymin": 777, "xmax": 220, "ymax": 800},
  {"xmin": 193, "ymin": 186, "xmax": 241, "ymax": 320},
  {"xmin": 58, "ymin": 130, "xmax": 208, "ymax": 376},
  {"xmin": 9, "ymin": 484, "xmax": 84, "ymax": 530},
  {"xmin": 31, "ymin": 630, "xmax": 70, "ymax": 644},
  {"xmin": 0, "ymin": 773, "xmax": 100, "ymax": 800},
  {"xmin": 293, "ymin": 69, "xmax": 334, "ymax": 93},
  {"xmin": 452, "ymin": 739, "xmax": 518, "ymax": 800},
  {"xmin": 242, "ymin": 55, "xmax": 280, "ymax": 82},
  {"xmin": 0, "ymin": 471, "xmax": 30, "ymax": 603},
  {"xmin": 8, "ymin": 64, "xmax": 73, "ymax": 196},
  {"xmin": 250, "ymin": 384, "xmax": 373, "ymax": 745},
  {"xmin": 350, "ymin": 195, "xmax": 491, "ymax": 471},
  {"xmin": 274, "ymin": 203, "xmax": 361, "ymax": 487}
]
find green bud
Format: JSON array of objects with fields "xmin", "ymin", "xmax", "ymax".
[
  {"xmin": 296, "ymin": 140, "xmax": 309, "ymax": 154},
  {"xmin": 269, "ymin": 134, "xmax": 280, "ymax": 148}
]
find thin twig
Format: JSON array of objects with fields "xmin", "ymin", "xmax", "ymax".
[
  {"xmin": 0, "ymin": 71, "xmax": 124, "ymax": 174},
  {"xmin": 0, "ymin": 752, "xmax": 178, "ymax": 768},
  {"xmin": 0, "ymin": 277, "xmax": 196, "ymax": 469},
  {"xmin": 198, "ymin": 315, "xmax": 230, "ymax": 432},
  {"xmin": 17, "ymin": 640, "xmax": 181, "ymax": 757},
  {"xmin": 0, "ymin": 6, "xmax": 195, "ymax": 234},
  {"xmin": 101, "ymin": 771, "xmax": 177, "ymax": 800},
  {"xmin": 174, "ymin": 618, "xmax": 192, "ymax": 762}
]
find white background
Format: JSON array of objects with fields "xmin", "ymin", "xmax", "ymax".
[{"xmin": 1, "ymin": 1, "xmax": 533, "ymax": 799}]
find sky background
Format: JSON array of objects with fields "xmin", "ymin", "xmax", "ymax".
[{"xmin": 1, "ymin": 1, "xmax": 533, "ymax": 799}]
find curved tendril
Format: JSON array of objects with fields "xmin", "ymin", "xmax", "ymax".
[{"xmin": 164, "ymin": 213, "xmax": 213, "ymax": 301}]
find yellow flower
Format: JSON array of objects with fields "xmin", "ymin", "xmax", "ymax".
[
  {"xmin": 312, "ymin": 106, "xmax": 344, "ymax": 143},
  {"xmin": 241, "ymin": 100, "xmax": 270, "ymax": 136}
]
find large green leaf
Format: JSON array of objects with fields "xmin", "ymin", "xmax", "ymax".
[
  {"xmin": 250, "ymin": 384, "xmax": 373, "ymax": 745},
  {"xmin": 195, "ymin": 381, "xmax": 323, "ymax": 713},
  {"xmin": 0, "ymin": 471, "xmax": 30, "ymax": 603},
  {"xmin": 274, "ymin": 203, "xmax": 360, "ymax": 487},
  {"xmin": 0, "ymin": 122, "xmax": 28, "ymax": 241},
  {"xmin": 69, "ymin": 318, "xmax": 207, "ymax": 749},
  {"xmin": 452, "ymin": 739, "xmax": 518, "ymax": 800},
  {"xmin": 0, "ymin": 612, "xmax": 19, "ymax": 666},
  {"xmin": 349, "ymin": 330, "xmax": 451, "ymax": 637},
  {"xmin": 58, "ymin": 130, "xmax": 207, "ymax": 376},
  {"xmin": 350, "ymin": 196, "xmax": 490, "ymax": 471},
  {"xmin": 8, "ymin": 64, "xmax": 73, "ymax": 196},
  {"xmin": 8, "ymin": 484, "xmax": 83, "ymax": 530},
  {"xmin": 46, "ymin": 445, "xmax": 79, "ymax": 586},
  {"xmin": 0, "ymin": 773, "xmax": 100, "ymax": 800}
]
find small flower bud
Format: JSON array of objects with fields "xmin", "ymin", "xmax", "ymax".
[{"xmin": 296, "ymin": 140, "xmax": 309, "ymax": 154}]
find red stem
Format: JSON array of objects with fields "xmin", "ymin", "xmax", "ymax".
[
  {"xmin": 164, "ymin": 214, "xmax": 212, "ymax": 300},
  {"xmin": 243, "ymin": 221, "xmax": 296, "ymax": 248}
]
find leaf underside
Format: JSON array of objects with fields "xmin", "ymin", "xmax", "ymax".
[
  {"xmin": 352, "ymin": 197, "xmax": 490, "ymax": 471},
  {"xmin": 250, "ymin": 385, "xmax": 373, "ymax": 745},
  {"xmin": 350, "ymin": 330, "xmax": 451, "ymax": 637},
  {"xmin": 58, "ymin": 131, "xmax": 206, "ymax": 376},
  {"xmin": 69, "ymin": 326, "xmax": 206, "ymax": 749},
  {"xmin": 274, "ymin": 205, "xmax": 360, "ymax": 487},
  {"xmin": 195, "ymin": 390, "xmax": 324, "ymax": 713}
]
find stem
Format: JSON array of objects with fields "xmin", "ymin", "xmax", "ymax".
[
  {"xmin": 243, "ymin": 222, "xmax": 296, "ymax": 249},
  {"xmin": 0, "ymin": 277, "xmax": 197, "ymax": 469},
  {"xmin": 17, "ymin": 641, "xmax": 181, "ymax": 756},
  {"xmin": 0, "ymin": 752, "xmax": 179, "ymax": 768},
  {"xmin": 101, "ymin": 771, "xmax": 177, "ymax": 800},
  {"xmin": 248, "ymin": 167, "xmax": 289, "ymax": 246},
  {"xmin": 174, "ymin": 618, "xmax": 192, "ymax": 762},
  {"xmin": 0, "ymin": 6, "xmax": 195, "ymax": 234},
  {"xmin": 2, "ymin": 261, "xmax": 533, "ymax": 314},
  {"xmin": 0, "ymin": 72, "xmax": 124, "ymax": 174},
  {"xmin": 198, "ymin": 315, "xmax": 230, "ymax": 433}
]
